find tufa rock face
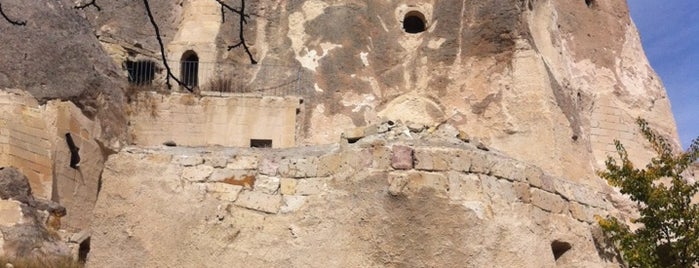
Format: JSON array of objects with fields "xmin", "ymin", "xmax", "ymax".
[
  {"xmin": 87, "ymin": 0, "xmax": 679, "ymax": 181},
  {"xmin": 0, "ymin": 0, "xmax": 127, "ymax": 147}
]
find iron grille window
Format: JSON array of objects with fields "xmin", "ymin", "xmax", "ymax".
[{"xmin": 125, "ymin": 60, "xmax": 156, "ymax": 85}]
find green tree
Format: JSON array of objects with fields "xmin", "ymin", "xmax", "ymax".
[{"xmin": 597, "ymin": 118, "xmax": 699, "ymax": 268}]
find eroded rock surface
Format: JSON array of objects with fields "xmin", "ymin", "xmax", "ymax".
[
  {"xmin": 0, "ymin": 0, "xmax": 127, "ymax": 147},
  {"xmin": 83, "ymin": 0, "xmax": 680, "ymax": 182}
]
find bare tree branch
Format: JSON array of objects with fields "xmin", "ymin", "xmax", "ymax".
[
  {"xmin": 214, "ymin": 0, "xmax": 249, "ymax": 19},
  {"xmin": 215, "ymin": 0, "xmax": 257, "ymax": 64},
  {"xmin": 0, "ymin": 2, "xmax": 26, "ymax": 26},
  {"xmin": 142, "ymin": 0, "xmax": 193, "ymax": 92},
  {"xmin": 75, "ymin": 0, "xmax": 101, "ymax": 11}
]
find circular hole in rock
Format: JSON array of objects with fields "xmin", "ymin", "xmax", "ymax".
[{"xmin": 403, "ymin": 11, "xmax": 426, "ymax": 34}]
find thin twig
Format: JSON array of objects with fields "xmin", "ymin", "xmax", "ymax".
[
  {"xmin": 142, "ymin": 0, "xmax": 192, "ymax": 92},
  {"xmin": 75, "ymin": 0, "xmax": 101, "ymax": 11},
  {"xmin": 216, "ymin": 0, "xmax": 257, "ymax": 64},
  {"xmin": 214, "ymin": 0, "xmax": 249, "ymax": 18},
  {"xmin": 0, "ymin": 3, "xmax": 26, "ymax": 26}
]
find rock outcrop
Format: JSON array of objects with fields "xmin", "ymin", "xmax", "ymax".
[
  {"xmin": 84, "ymin": 0, "xmax": 679, "ymax": 182},
  {"xmin": 0, "ymin": 0, "xmax": 127, "ymax": 147},
  {"xmin": 0, "ymin": 167, "xmax": 71, "ymax": 261},
  {"xmin": 0, "ymin": 0, "xmax": 686, "ymax": 266}
]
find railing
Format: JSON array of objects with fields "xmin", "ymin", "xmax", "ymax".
[{"xmin": 125, "ymin": 60, "xmax": 313, "ymax": 98}]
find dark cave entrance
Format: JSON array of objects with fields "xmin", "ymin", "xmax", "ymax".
[{"xmin": 403, "ymin": 11, "xmax": 426, "ymax": 34}]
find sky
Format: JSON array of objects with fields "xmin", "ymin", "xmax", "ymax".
[{"xmin": 627, "ymin": 0, "xmax": 698, "ymax": 150}]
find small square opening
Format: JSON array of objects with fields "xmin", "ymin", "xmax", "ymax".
[{"xmin": 250, "ymin": 139, "xmax": 273, "ymax": 148}]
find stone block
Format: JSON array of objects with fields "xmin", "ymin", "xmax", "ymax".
[
  {"xmin": 391, "ymin": 145, "xmax": 413, "ymax": 170},
  {"xmin": 280, "ymin": 178, "xmax": 297, "ymax": 195},
  {"xmin": 387, "ymin": 172, "xmax": 409, "ymax": 196},
  {"xmin": 530, "ymin": 188, "xmax": 567, "ymax": 214},
  {"xmin": 370, "ymin": 146, "xmax": 391, "ymax": 170},
  {"xmin": 295, "ymin": 178, "xmax": 328, "ymax": 196},
  {"xmin": 342, "ymin": 127, "xmax": 366, "ymax": 141},
  {"xmin": 491, "ymin": 158, "xmax": 525, "ymax": 182},
  {"xmin": 254, "ymin": 175, "xmax": 280, "ymax": 194},
  {"xmin": 235, "ymin": 191, "xmax": 282, "ymax": 214},
  {"xmin": 278, "ymin": 157, "xmax": 318, "ymax": 178},
  {"xmin": 406, "ymin": 171, "xmax": 449, "ymax": 195},
  {"xmin": 524, "ymin": 165, "xmax": 544, "ymax": 188},
  {"xmin": 447, "ymin": 172, "xmax": 483, "ymax": 201},
  {"xmin": 204, "ymin": 155, "xmax": 228, "ymax": 168},
  {"xmin": 513, "ymin": 182, "xmax": 531, "ymax": 203},
  {"xmin": 468, "ymin": 150, "xmax": 496, "ymax": 174},
  {"xmin": 527, "ymin": 167, "xmax": 555, "ymax": 192},
  {"xmin": 280, "ymin": 195, "xmax": 307, "ymax": 214},
  {"xmin": 207, "ymin": 183, "xmax": 243, "ymax": 202},
  {"xmin": 552, "ymin": 179, "xmax": 607, "ymax": 208},
  {"xmin": 227, "ymin": 155, "xmax": 258, "ymax": 170},
  {"xmin": 173, "ymin": 155, "xmax": 204, "ymax": 167},
  {"xmin": 480, "ymin": 175, "xmax": 517, "ymax": 203},
  {"xmin": 414, "ymin": 147, "xmax": 450, "ymax": 171},
  {"xmin": 258, "ymin": 158, "xmax": 279, "ymax": 176},
  {"xmin": 210, "ymin": 169, "xmax": 235, "ymax": 182},
  {"xmin": 182, "ymin": 165, "xmax": 214, "ymax": 182},
  {"xmin": 569, "ymin": 202, "xmax": 596, "ymax": 223}
]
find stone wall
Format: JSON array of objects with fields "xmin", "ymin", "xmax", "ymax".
[
  {"xmin": 0, "ymin": 91, "xmax": 53, "ymax": 199},
  {"xmin": 128, "ymin": 92, "xmax": 301, "ymax": 148},
  {"xmin": 0, "ymin": 90, "xmax": 105, "ymax": 231},
  {"xmin": 88, "ymin": 125, "xmax": 621, "ymax": 267}
]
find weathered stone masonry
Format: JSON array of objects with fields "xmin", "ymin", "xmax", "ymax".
[{"xmin": 116, "ymin": 131, "xmax": 613, "ymax": 223}]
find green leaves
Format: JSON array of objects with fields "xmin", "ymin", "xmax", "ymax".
[{"xmin": 597, "ymin": 118, "xmax": 699, "ymax": 268}]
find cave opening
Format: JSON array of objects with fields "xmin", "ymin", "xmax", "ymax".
[
  {"xmin": 551, "ymin": 240, "xmax": 573, "ymax": 261},
  {"xmin": 403, "ymin": 11, "xmax": 426, "ymax": 34},
  {"xmin": 585, "ymin": 0, "xmax": 595, "ymax": 8}
]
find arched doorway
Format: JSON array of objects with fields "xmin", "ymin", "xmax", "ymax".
[{"xmin": 180, "ymin": 50, "xmax": 199, "ymax": 88}]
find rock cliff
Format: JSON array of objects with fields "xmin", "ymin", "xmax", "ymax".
[
  {"xmin": 0, "ymin": 0, "xmax": 685, "ymax": 266},
  {"xmin": 87, "ymin": 0, "xmax": 679, "ymax": 181}
]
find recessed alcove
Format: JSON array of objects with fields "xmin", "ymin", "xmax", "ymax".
[
  {"xmin": 585, "ymin": 0, "xmax": 595, "ymax": 8},
  {"xmin": 551, "ymin": 240, "xmax": 572, "ymax": 261},
  {"xmin": 403, "ymin": 11, "xmax": 427, "ymax": 34},
  {"xmin": 180, "ymin": 50, "xmax": 199, "ymax": 88},
  {"xmin": 125, "ymin": 60, "xmax": 156, "ymax": 85}
]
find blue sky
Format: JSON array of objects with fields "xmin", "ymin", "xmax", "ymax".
[{"xmin": 628, "ymin": 0, "xmax": 698, "ymax": 149}]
